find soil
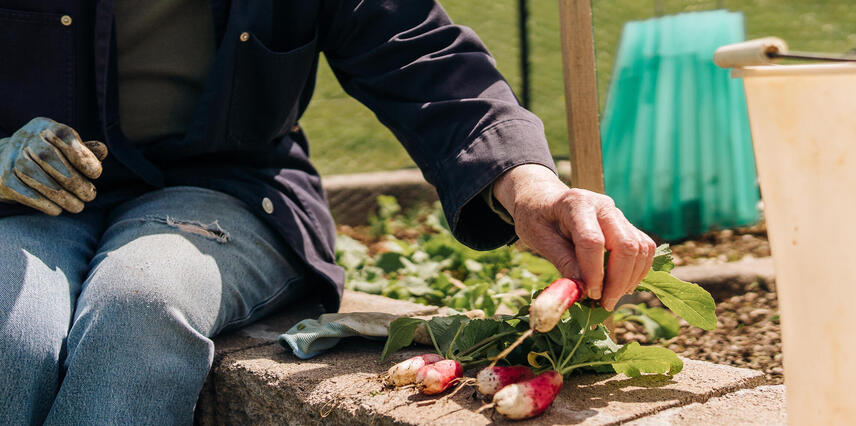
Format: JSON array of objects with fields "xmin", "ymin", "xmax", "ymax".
[
  {"xmin": 656, "ymin": 223, "xmax": 782, "ymax": 384},
  {"xmin": 668, "ymin": 222, "xmax": 770, "ymax": 266},
  {"xmin": 613, "ymin": 279, "xmax": 783, "ymax": 385}
]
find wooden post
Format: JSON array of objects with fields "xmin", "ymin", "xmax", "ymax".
[
  {"xmin": 559, "ymin": 1, "xmax": 615, "ymax": 332},
  {"xmin": 558, "ymin": 0, "xmax": 604, "ymax": 193}
]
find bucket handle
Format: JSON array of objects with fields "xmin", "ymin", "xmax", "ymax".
[{"xmin": 715, "ymin": 37, "xmax": 856, "ymax": 68}]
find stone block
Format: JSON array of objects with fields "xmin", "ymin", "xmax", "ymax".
[
  {"xmin": 629, "ymin": 385, "xmax": 785, "ymax": 425},
  {"xmin": 204, "ymin": 341, "xmax": 766, "ymax": 425},
  {"xmin": 196, "ymin": 291, "xmax": 436, "ymax": 424}
]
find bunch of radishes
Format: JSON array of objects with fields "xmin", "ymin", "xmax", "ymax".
[
  {"xmin": 384, "ymin": 277, "xmax": 583, "ymax": 419},
  {"xmin": 385, "ymin": 355, "xmax": 562, "ymax": 419}
]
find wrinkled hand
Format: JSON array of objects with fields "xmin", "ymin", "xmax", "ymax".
[
  {"xmin": 0, "ymin": 117, "xmax": 108, "ymax": 215},
  {"xmin": 493, "ymin": 164, "xmax": 655, "ymax": 311}
]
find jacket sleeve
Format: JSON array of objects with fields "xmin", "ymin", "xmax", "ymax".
[{"xmin": 319, "ymin": 0, "xmax": 557, "ymax": 250}]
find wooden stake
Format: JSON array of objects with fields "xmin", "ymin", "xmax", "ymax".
[
  {"xmin": 558, "ymin": 0, "xmax": 604, "ymax": 193},
  {"xmin": 559, "ymin": 1, "xmax": 616, "ymax": 334}
]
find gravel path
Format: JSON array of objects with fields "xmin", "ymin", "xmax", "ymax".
[
  {"xmin": 670, "ymin": 224, "xmax": 770, "ymax": 266},
  {"xmin": 614, "ymin": 280, "xmax": 783, "ymax": 385}
]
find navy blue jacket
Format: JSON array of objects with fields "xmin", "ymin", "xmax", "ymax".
[{"xmin": 0, "ymin": 0, "xmax": 556, "ymax": 311}]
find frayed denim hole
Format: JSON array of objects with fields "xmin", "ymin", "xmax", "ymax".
[{"xmin": 142, "ymin": 215, "xmax": 231, "ymax": 244}]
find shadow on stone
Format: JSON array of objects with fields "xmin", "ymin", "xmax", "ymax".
[
  {"xmin": 195, "ymin": 290, "xmax": 767, "ymax": 425},
  {"xmin": 201, "ymin": 334, "xmax": 764, "ymax": 425}
]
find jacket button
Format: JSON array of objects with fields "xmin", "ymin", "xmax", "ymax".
[
  {"xmin": 239, "ymin": 32, "xmax": 250, "ymax": 42},
  {"xmin": 61, "ymin": 15, "xmax": 72, "ymax": 26},
  {"xmin": 262, "ymin": 197, "xmax": 274, "ymax": 214}
]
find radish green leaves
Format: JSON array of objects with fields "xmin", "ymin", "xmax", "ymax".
[{"xmin": 381, "ymin": 247, "xmax": 715, "ymax": 380}]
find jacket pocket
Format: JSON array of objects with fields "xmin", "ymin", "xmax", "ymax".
[
  {"xmin": 0, "ymin": 7, "xmax": 75, "ymax": 135},
  {"xmin": 227, "ymin": 31, "xmax": 317, "ymax": 148}
]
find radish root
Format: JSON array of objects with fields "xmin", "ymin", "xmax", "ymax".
[
  {"xmin": 415, "ymin": 377, "xmax": 474, "ymax": 405},
  {"xmin": 475, "ymin": 402, "xmax": 496, "ymax": 414}
]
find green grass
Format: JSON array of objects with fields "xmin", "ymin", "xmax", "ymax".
[{"xmin": 301, "ymin": 0, "xmax": 856, "ymax": 175}]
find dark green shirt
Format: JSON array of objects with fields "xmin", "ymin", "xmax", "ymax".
[{"xmin": 115, "ymin": 0, "xmax": 215, "ymax": 145}]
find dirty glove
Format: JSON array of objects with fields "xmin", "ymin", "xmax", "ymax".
[
  {"xmin": 279, "ymin": 309, "xmax": 484, "ymax": 360},
  {"xmin": 280, "ymin": 312, "xmax": 400, "ymax": 359},
  {"xmin": 0, "ymin": 117, "xmax": 108, "ymax": 215}
]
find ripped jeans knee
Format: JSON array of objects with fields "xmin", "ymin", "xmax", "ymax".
[{"xmin": 145, "ymin": 215, "xmax": 231, "ymax": 243}]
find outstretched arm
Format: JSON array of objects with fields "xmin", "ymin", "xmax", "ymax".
[
  {"xmin": 320, "ymin": 0, "xmax": 554, "ymax": 249},
  {"xmin": 320, "ymin": 1, "xmax": 653, "ymax": 309}
]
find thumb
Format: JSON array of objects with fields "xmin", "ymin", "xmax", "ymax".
[{"xmin": 83, "ymin": 141, "xmax": 108, "ymax": 162}]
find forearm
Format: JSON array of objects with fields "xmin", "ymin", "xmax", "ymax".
[{"xmin": 492, "ymin": 163, "xmax": 566, "ymax": 219}]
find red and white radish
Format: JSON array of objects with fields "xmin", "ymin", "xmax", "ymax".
[
  {"xmin": 385, "ymin": 353, "xmax": 445, "ymax": 386},
  {"xmin": 529, "ymin": 278, "xmax": 583, "ymax": 332},
  {"xmin": 476, "ymin": 365, "xmax": 535, "ymax": 395},
  {"xmin": 416, "ymin": 359, "xmax": 463, "ymax": 395},
  {"xmin": 493, "ymin": 370, "xmax": 564, "ymax": 419}
]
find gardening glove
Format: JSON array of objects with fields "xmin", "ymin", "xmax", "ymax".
[
  {"xmin": 0, "ymin": 117, "xmax": 108, "ymax": 215},
  {"xmin": 280, "ymin": 312, "xmax": 399, "ymax": 359},
  {"xmin": 279, "ymin": 308, "xmax": 484, "ymax": 359}
]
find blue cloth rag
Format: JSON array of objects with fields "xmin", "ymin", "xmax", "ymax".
[{"xmin": 278, "ymin": 312, "xmax": 400, "ymax": 359}]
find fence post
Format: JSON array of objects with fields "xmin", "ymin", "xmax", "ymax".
[
  {"xmin": 518, "ymin": 0, "xmax": 531, "ymax": 108},
  {"xmin": 558, "ymin": 0, "xmax": 604, "ymax": 194}
]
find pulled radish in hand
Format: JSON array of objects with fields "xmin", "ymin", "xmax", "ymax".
[{"xmin": 529, "ymin": 278, "xmax": 583, "ymax": 332}]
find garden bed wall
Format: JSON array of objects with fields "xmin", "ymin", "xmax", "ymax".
[{"xmin": 196, "ymin": 290, "xmax": 784, "ymax": 425}]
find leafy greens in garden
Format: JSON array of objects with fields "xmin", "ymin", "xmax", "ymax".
[
  {"xmin": 337, "ymin": 199, "xmax": 559, "ymax": 316},
  {"xmin": 339, "ymin": 197, "xmax": 716, "ymax": 379}
]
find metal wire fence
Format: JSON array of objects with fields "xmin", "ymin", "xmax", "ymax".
[{"xmin": 301, "ymin": 0, "xmax": 856, "ymax": 176}]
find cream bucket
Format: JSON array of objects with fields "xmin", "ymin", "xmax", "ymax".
[{"xmin": 732, "ymin": 63, "xmax": 856, "ymax": 424}]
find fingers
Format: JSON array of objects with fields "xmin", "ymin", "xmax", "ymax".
[
  {"xmin": 560, "ymin": 203, "xmax": 605, "ymax": 300},
  {"xmin": 14, "ymin": 152, "xmax": 84, "ymax": 213},
  {"xmin": 553, "ymin": 190, "xmax": 656, "ymax": 311},
  {"xmin": 597, "ymin": 209, "xmax": 657, "ymax": 311},
  {"xmin": 24, "ymin": 144, "xmax": 97, "ymax": 201},
  {"xmin": 625, "ymin": 231, "xmax": 649, "ymax": 294},
  {"xmin": 40, "ymin": 125, "xmax": 103, "ymax": 179},
  {"xmin": 0, "ymin": 174, "xmax": 62, "ymax": 216},
  {"xmin": 84, "ymin": 140, "xmax": 109, "ymax": 162},
  {"xmin": 598, "ymin": 210, "xmax": 639, "ymax": 310},
  {"xmin": 0, "ymin": 118, "xmax": 102, "ymax": 214},
  {"xmin": 629, "ymin": 230, "xmax": 656, "ymax": 290}
]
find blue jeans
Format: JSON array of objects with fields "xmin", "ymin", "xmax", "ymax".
[{"xmin": 0, "ymin": 186, "xmax": 306, "ymax": 425}]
